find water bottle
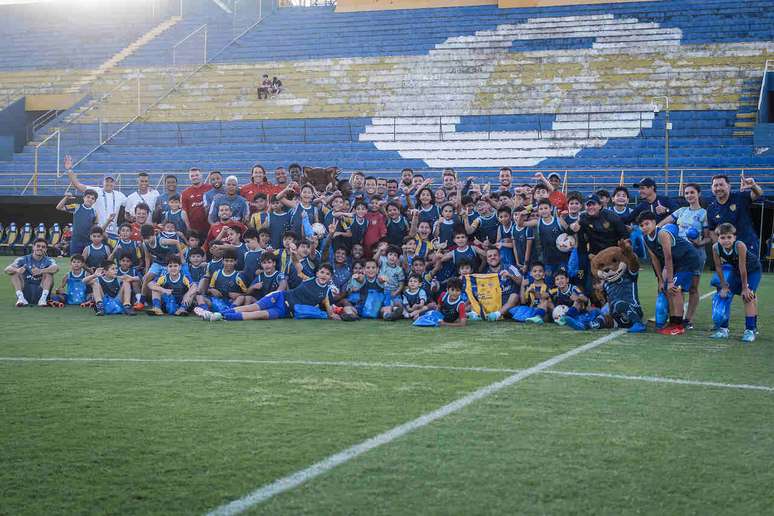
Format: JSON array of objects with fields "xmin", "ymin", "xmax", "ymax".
[{"xmin": 655, "ymin": 291, "xmax": 669, "ymax": 328}]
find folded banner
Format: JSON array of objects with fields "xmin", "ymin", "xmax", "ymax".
[{"xmin": 465, "ymin": 273, "xmax": 502, "ymax": 318}]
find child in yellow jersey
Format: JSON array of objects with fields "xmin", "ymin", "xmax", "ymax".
[{"xmin": 521, "ymin": 261, "xmax": 550, "ymax": 324}]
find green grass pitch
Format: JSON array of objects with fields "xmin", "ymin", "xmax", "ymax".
[{"xmin": 1, "ymin": 262, "xmax": 773, "ymax": 515}]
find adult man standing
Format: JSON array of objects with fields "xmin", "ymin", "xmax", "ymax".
[
  {"xmin": 5, "ymin": 238, "xmax": 58, "ymax": 307},
  {"xmin": 124, "ymin": 172, "xmax": 160, "ymax": 221},
  {"xmin": 155, "ymin": 174, "xmax": 179, "ymax": 215},
  {"xmin": 629, "ymin": 177, "xmax": 676, "ymax": 224},
  {"xmin": 498, "ymin": 167, "xmax": 513, "ymax": 194},
  {"xmin": 207, "ymin": 175, "xmax": 250, "ymax": 224},
  {"xmin": 181, "ymin": 167, "xmax": 212, "ymax": 237},
  {"xmin": 707, "ymin": 174, "xmax": 764, "ymax": 254},
  {"xmin": 203, "ymin": 171, "xmax": 225, "ymax": 212},
  {"xmin": 65, "ymin": 155, "xmax": 126, "ymax": 239}
]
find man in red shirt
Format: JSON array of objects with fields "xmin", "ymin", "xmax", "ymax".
[
  {"xmin": 204, "ymin": 203, "xmax": 247, "ymax": 252},
  {"xmin": 181, "ymin": 167, "xmax": 212, "ymax": 236}
]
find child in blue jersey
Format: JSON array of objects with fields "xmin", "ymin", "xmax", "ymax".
[
  {"xmin": 109, "ymin": 224, "xmax": 142, "ymax": 268},
  {"xmin": 609, "ymin": 187, "xmax": 633, "ymax": 224},
  {"xmin": 244, "ymin": 253, "xmax": 287, "ymax": 303},
  {"xmin": 374, "ymin": 243, "xmax": 406, "ymax": 319},
  {"xmin": 198, "ymin": 264, "xmax": 340, "ymax": 321},
  {"xmin": 385, "ymin": 202, "xmax": 409, "ymax": 247},
  {"xmin": 267, "ymin": 194, "xmax": 293, "ymax": 249},
  {"xmin": 435, "ymin": 230, "xmax": 484, "ymax": 276},
  {"xmin": 348, "ymin": 201, "xmax": 369, "ymax": 249},
  {"xmin": 205, "ymin": 249, "xmax": 246, "ymax": 308},
  {"xmin": 434, "ymin": 203, "xmax": 459, "ymax": 248},
  {"xmin": 239, "ymin": 229, "xmax": 265, "ymax": 287},
  {"xmin": 408, "ymin": 211, "xmax": 435, "ymax": 260},
  {"xmin": 352, "ymin": 259, "xmax": 386, "ymax": 318},
  {"xmin": 85, "ymin": 260, "xmax": 134, "ymax": 316},
  {"xmin": 185, "ymin": 247, "xmax": 208, "ymax": 286},
  {"xmin": 139, "ymin": 223, "xmax": 182, "ymax": 304},
  {"xmin": 148, "ymin": 255, "xmax": 197, "ymax": 316},
  {"xmin": 274, "ymin": 231, "xmax": 299, "ymax": 277},
  {"xmin": 511, "ymin": 210, "xmax": 534, "ymax": 276},
  {"xmin": 521, "ymin": 262, "xmax": 551, "ymax": 324},
  {"xmin": 116, "ymin": 251, "xmax": 143, "ymax": 308},
  {"xmin": 415, "ymin": 186, "xmax": 440, "ymax": 228},
  {"xmin": 519, "ymin": 200, "xmax": 570, "ymax": 285},
  {"xmin": 398, "ymin": 274, "xmax": 430, "ymax": 320},
  {"xmin": 495, "ymin": 207, "xmax": 516, "ymax": 266},
  {"xmin": 409, "ymin": 256, "xmax": 438, "ymax": 304},
  {"xmin": 51, "ymin": 254, "xmax": 88, "ymax": 307},
  {"xmin": 638, "ymin": 212, "xmax": 701, "ymax": 336},
  {"xmin": 465, "ymin": 197, "xmax": 498, "ymax": 245},
  {"xmin": 710, "ymin": 223, "xmax": 761, "ymax": 342},
  {"xmin": 329, "ymin": 247, "xmax": 353, "ymax": 301},
  {"xmin": 56, "ymin": 189, "xmax": 97, "ymax": 256},
  {"xmin": 437, "ymin": 278, "xmax": 467, "ymax": 327},
  {"xmin": 288, "ymin": 239, "xmax": 319, "ymax": 288},
  {"xmin": 83, "ymin": 226, "xmax": 112, "ymax": 272},
  {"xmin": 162, "ymin": 194, "xmax": 188, "ymax": 233},
  {"xmin": 561, "ymin": 194, "xmax": 583, "ymax": 227},
  {"xmin": 549, "ymin": 269, "xmax": 588, "ymax": 325}
]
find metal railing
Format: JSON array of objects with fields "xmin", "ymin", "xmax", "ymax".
[
  {"xmin": 25, "ymin": 130, "xmax": 61, "ymax": 195},
  {"xmin": 172, "ymin": 23, "xmax": 208, "ymax": 65},
  {"xmin": 279, "ymin": 0, "xmax": 336, "ymax": 7},
  {"xmin": 757, "ymin": 59, "xmax": 773, "ymax": 124}
]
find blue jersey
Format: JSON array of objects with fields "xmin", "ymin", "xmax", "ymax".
[
  {"xmin": 644, "ymin": 228, "xmax": 700, "ymax": 272},
  {"xmin": 418, "ymin": 205, "xmax": 440, "ymax": 227},
  {"xmin": 386, "ymin": 216, "xmax": 409, "ymax": 247},
  {"xmin": 241, "ymin": 248, "xmax": 264, "ymax": 285},
  {"xmin": 358, "ymin": 277, "xmax": 385, "ymax": 297},
  {"xmin": 98, "ymin": 276, "xmax": 121, "ymax": 298},
  {"xmin": 401, "ymin": 288, "xmax": 427, "ymax": 309},
  {"xmin": 206, "ymin": 259, "xmax": 224, "ymax": 277},
  {"xmin": 349, "ymin": 217, "xmax": 368, "ymax": 246},
  {"xmin": 452, "ymin": 245, "xmax": 478, "ymax": 267},
  {"xmin": 331, "ymin": 263, "xmax": 352, "ymax": 293},
  {"xmin": 286, "ymin": 278, "xmax": 334, "ymax": 309},
  {"xmin": 290, "ymin": 203, "xmax": 320, "ymax": 236},
  {"xmin": 116, "ymin": 265, "xmax": 139, "ymax": 280},
  {"xmin": 511, "ymin": 224, "xmax": 534, "ymax": 267},
  {"xmin": 267, "ymin": 210, "xmax": 293, "ymax": 249},
  {"xmin": 714, "ymin": 241, "xmax": 761, "ymax": 274},
  {"xmin": 436, "ymin": 218, "xmax": 458, "ymax": 247},
  {"xmin": 538, "ymin": 217, "xmax": 569, "ymax": 266},
  {"xmin": 113, "ymin": 239, "xmax": 141, "ymax": 266},
  {"xmin": 439, "ymin": 291, "xmax": 465, "ymax": 323},
  {"xmin": 209, "ymin": 269, "xmax": 241, "ymax": 296},
  {"xmin": 475, "ymin": 213, "xmax": 499, "ymax": 244},
  {"xmin": 233, "ymin": 242, "xmax": 248, "ymax": 271},
  {"xmin": 288, "ymin": 256, "xmax": 318, "ymax": 289},
  {"xmin": 550, "ymin": 285, "xmax": 582, "ymax": 307},
  {"xmin": 157, "ymin": 273, "xmax": 193, "ymax": 300},
  {"xmin": 13, "ymin": 254, "xmax": 56, "ymax": 284},
  {"xmin": 84, "ymin": 243, "xmax": 110, "ymax": 269},
  {"xmin": 485, "ymin": 266, "xmax": 520, "ymax": 303},
  {"xmin": 186, "ymin": 263, "xmax": 208, "ymax": 283},
  {"xmin": 65, "ymin": 203, "xmax": 96, "ymax": 245},
  {"xmin": 65, "ymin": 270, "xmax": 87, "ymax": 305},
  {"xmin": 145, "ymin": 234, "xmax": 178, "ymax": 265},
  {"xmin": 162, "ymin": 209, "xmax": 186, "ymax": 232},
  {"xmin": 250, "ymin": 270, "xmax": 285, "ymax": 299},
  {"xmin": 707, "ymin": 191, "xmax": 758, "ymax": 252},
  {"xmin": 607, "ymin": 206, "xmax": 633, "ymax": 224}
]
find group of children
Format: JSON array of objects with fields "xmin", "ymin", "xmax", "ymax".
[{"xmin": 10, "ymin": 169, "xmax": 761, "ymax": 340}]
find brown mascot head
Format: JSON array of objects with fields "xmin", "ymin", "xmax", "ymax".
[
  {"xmin": 301, "ymin": 167, "xmax": 339, "ymax": 192},
  {"xmin": 589, "ymin": 239, "xmax": 639, "ymax": 283}
]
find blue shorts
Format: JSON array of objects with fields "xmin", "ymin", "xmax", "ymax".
[
  {"xmin": 667, "ymin": 271, "xmax": 694, "ymax": 291},
  {"xmin": 23, "ymin": 282, "xmax": 43, "ymax": 303},
  {"xmin": 255, "ymin": 290, "xmax": 289, "ymax": 320},
  {"xmin": 148, "ymin": 262, "xmax": 167, "ymax": 277},
  {"xmin": 70, "ymin": 240, "xmax": 88, "ymax": 256},
  {"xmin": 728, "ymin": 270, "xmax": 761, "ymax": 295}
]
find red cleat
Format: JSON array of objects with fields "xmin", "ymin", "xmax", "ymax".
[{"xmin": 657, "ymin": 324, "xmax": 685, "ymax": 336}]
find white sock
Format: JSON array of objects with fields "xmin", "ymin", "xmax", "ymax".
[
  {"xmin": 135, "ymin": 293, "xmax": 141, "ymax": 302},
  {"xmin": 16, "ymin": 290, "xmax": 24, "ymax": 299},
  {"xmin": 40, "ymin": 290, "xmax": 49, "ymax": 302}
]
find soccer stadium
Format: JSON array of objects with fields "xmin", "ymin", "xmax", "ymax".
[{"xmin": 1, "ymin": 0, "xmax": 774, "ymax": 513}]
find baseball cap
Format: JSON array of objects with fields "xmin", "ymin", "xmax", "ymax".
[
  {"xmin": 547, "ymin": 172, "xmax": 562, "ymax": 181},
  {"xmin": 585, "ymin": 194, "xmax": 601, "ymax": 205},
  {"xmin": 103, "ymin": 173, "xmax": 115, "ymax": 181},
  {"xmin": 632, "ymin": 177, "xmax": 656, "ymax": 188}
]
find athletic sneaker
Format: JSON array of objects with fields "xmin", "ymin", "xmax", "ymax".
[
  {"xmin": 37, "ymin": 296, "xmax": 49, "ymax": 307},
  {"xmin": 94, "ymin": 302, "xmax": 105, "ymax": 316},
  {"xmin": 563, "ymin": 316, "xmax": 588, "ymax": 331},
  {"xmin": 193, "ymin": 307, "xmax": 222, "ymax": 321},
  {"xmin": 487, "ymin": 311, "xmax": 502, "ymax": 322},
  {"xmin": 15, "ymin": 295, "xmax": 28, "ymax": 307},
  {"xmin": 710, "ymin": 328, "xmax": 730, "ymax": 339},
  {"xmin": 683, "ymin": 321, "xmax": 694, "ymax": 330},
  {"xmin": 124, "ymin": 305, "xmax": 137, "ymax": 316},
  {"xmin": 555, "ymin": 316, "xmax": 567, "ymax": 326},
  {"xmin": 468, "ymin": 312, "xmax": 481, "ymax": 321},
  {"xmin": 147, "ymin": 306, "xmax": 164, "ymax": 316},
  {"xmin": 741, "ymin": 329, "xmax": 756, "ymax": 343},
  {"xmin": 628, "ymin": 322, "xmax": 647, "ymax": 334},
  {"xmin": 657, "ymin": 324, "xmax": 685, "ymax": 336},
  {"xmin": 174, "ymin": 307, "xmax": 189, "ymax": 316},
  {"xmin": 525, "ymin": 315, "xmax": 544, "ymax": 325}
]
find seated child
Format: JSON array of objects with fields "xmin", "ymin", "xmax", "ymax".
[
  {"xmin": 148, "ymin": 255, "xmax": 197, "ymax": 316},
  {"xmin": 51, "ymin": 254, "xmax": 88, "ymax": 306},
  {"xmin": 437, "ymin": 278, "xmax": 467, "ymax": 327},
  {"xmin": 521, "ymin": 262, "xmax": 551, "ymax": 324},
  {"xmin": 85, "ymin": 260, "xmax": 135, "ymax": 316}
]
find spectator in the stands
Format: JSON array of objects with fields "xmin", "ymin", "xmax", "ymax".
[
  {"xmin": 271, "ymin": 76, "xmax": 283, "ymax": 96},
  {"xmin": 257, "ymin": 74, "xmax": 271, "ymax": 99},
  {"xmin": 707, "ymin": 173, "xmax": 764, "ymax": 255},
  {"xmin": 64, "ymin": 154, "xmax": 126, "ymax": 239},
  {"xmin": 208, "ymin": 175, "xmax": 250, "ymax": 224},
  {"xmin": 181, "ymin": 167, "xmax": 212, "ymax": 236},
  {"xmin": 629, "ymin": 177, "xmax": 676, "ymax": 223},
  {"xmin": 203, "ymin": 170, "xmax": 225, "ymax": 212},
  {"xmin": 124, "ymin": 172, "xmax": 159, "ymax": 221}
]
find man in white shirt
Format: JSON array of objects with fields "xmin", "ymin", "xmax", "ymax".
[
  {"xmin": 124, "ymin": 172, "xmax": 160, "ymax": 221},
  {"xmin": 65, "ymin": 155, "xmax": 127, "ymax": 238}
]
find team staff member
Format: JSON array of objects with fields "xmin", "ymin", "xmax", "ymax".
[
  {"xmin": 628, "ymin": 177, "xmax": 676, "ymax": 224},
  {"xmin": 707, "ymin": 174, "xmax": 764, "ymax": 255},
  {"xmin": 181, "ymin": 167, "xmax": 212, "ymax": 236}
]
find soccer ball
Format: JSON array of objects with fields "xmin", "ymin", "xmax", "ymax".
[
  {"xmin": 685, "ymin": 227, "xmax": 700, "ymax": 240},
  {"xmin": 552, "ymin": 305, "xmax": 570, "ymax": 322},
  {"xmin": 556, "ymin": 233, "xmax": 576, "ymax": 253},
  {"xmin": 311, "ymin": 222, "xmax": 327, "ymax": 237}
]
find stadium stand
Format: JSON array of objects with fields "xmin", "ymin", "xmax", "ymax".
[{"xmin": 1, "ymin": 0, "xmax": 774, "ymax": 196}]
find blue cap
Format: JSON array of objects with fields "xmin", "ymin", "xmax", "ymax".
[{"xmin": 585, "ymin": 194, "xmax": 601, "ymax": 205}]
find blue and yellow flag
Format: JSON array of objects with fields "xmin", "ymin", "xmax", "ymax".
[{"xmin": 465, "ymin": 273, "xmax": 502, "ymax": 318}]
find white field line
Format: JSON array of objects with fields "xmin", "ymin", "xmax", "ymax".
[
  {"xmin": 0, "ymin": 356, "xmax": 518, "ymax": 374},
  {"xmin": 3, "ymin": 356, "xmax": 771, "ymax": 393},
  {"xmin": 545, "ymin": 370, "xmax": 774, "ymax": 392},
  {"xmin": 204, "ymin": 329, "xmax": 627, "ymax": 516}
]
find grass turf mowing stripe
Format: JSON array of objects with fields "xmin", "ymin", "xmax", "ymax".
[{"xmin": 205, "ymin": 329, "xmax": 627, "ymax": 516}]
